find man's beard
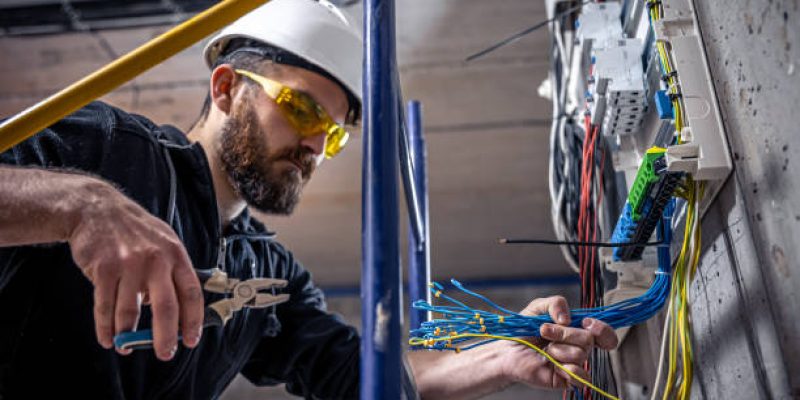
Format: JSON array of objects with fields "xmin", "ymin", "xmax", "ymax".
[{"xmin": 219, "ymin": 102, "xmax": 315, "ymax": 215}]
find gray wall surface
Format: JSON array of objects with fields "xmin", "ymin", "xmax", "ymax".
[{"xmin": 615, "ymin": 1, "xmax": 800, "ymax": 399}]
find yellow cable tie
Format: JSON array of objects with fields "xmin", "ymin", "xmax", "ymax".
[
  {"xmin": 498, "ymin": 316, "xmax": 505, "ymax": 323},
  {"xmin": 434, "ymin": 290, "xmax": 441, "ymax": 298}
]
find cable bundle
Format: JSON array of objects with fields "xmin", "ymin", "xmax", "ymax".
[
  {"xmin": 409, "ymin": 203, "xmax": 674, "ymax": 400},
  {"xmin": 649, "ymin": 180, "xmax": 703, "ymax": 400},
  {"xmin": 410, "ymin": 266, "xmax": 670, "ymax": 348},
  {"xmin": 546, "ymin": 4, "xmax": 617, "ymax": 397},
  {"xmin": 643, "ymin": 3, "xmax": 703, "ymax": 398},
  {"xmin": 548, "ymin": 4, "xmax": 586, "ymax": 273}
]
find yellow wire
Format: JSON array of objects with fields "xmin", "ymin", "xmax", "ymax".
[
  {"xmin": 679, "ymin": 182, "xmax": 704, "ymax": 398},
  {"xmin": 649, "ymin": 5, "xmax": 700, "ymax": 399},
  {"xmin": 660, "ymin": 178, "xmax": 697, "ymax": 400},
  {"xmin": 410, "ymin": 334, "xmax": 620, "ymax": 400},
  {"xmin": 652, "ymin": 7, "xmax": 687, "ymax": 143},
  {"xmin": 659, "ymin": 179, "xmax": 704, "ymax": 400}
]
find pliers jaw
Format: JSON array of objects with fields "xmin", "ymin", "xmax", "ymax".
[
  {"xmin": 113, "ymin": 268, "xmax": 290, "ymax": 351},
  {"xmin": 200, "ymin": 268, "xmax": 291, "ymax": 327}
]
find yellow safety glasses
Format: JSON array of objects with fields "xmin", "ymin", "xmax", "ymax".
[{"xmin": 236, "ymin": 69, "xmax": 350, "ymax": 159}]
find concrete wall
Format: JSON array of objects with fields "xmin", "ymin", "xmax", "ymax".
[{"xmin": 615, "ymin": 1, "xmax": 799, "ymax": 399}]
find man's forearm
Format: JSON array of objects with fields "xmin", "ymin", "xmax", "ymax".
[
  {"xmin": 407, "ymin": 341, "xmax": 515, "ymax": 400},
  {"xmin": 0, "ymin": 166, "xmax": 109, "ymax": 246}
]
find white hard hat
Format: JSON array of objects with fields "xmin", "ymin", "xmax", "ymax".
[{"xmin": 204, "ymin": 0, "xmax": 363, "ymax": 122}]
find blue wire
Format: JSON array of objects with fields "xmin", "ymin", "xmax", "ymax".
[{"xmin": 410, "ymin": 201, "xmax": 675, "ymax": 351}]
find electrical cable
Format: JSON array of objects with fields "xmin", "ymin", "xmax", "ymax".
[
  {"xmin": 409, "ymin": 333, "xmax": 620, "ymax": 400},
  {"xmin": 548, "ymin": 4, "xmax": 585, "ymax": 274},
  {"xmin": 649, "ymin": 294, "xmax": 673, "ymax": 400},
  {"xmin": 410, "ymin": 204, "xmax": 676, "ymax": 400},
  {"xmin": 498, "ymin": 238, "xmax": 663, "ymax": 247},
  {"xmin": 465, "ymin": 0, "xmax": 592, "ymax": 62}
]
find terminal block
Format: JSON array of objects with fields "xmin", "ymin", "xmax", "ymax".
[
  {"xmin": 627, "ymin": 147, "xmax": 665, "ymax": 220},
  {"xmin": 611, "ymin": 147, "xmax": 681, "ymax": 261}
]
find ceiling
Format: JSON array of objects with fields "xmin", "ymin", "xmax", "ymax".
[{"xmin": 0, "ymin": 0, "xmax": 572, "ymax": 287}]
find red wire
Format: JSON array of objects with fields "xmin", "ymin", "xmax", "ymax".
[
  {"xmin": 577, "ymin": 119, "xmax": 606, "ymax": 400},
  {"xmin": 578, "ymin": 116, "xmax": 591, "ymax": 305},
  {"xmin": 579, "ymin": 116, "xmax": 597, "ymax": 308},
  {"xmin": 592, "ymin": 141, "xmax": 607, "ymax": 309},
  {"xmin": 587, "ymin": 126, "xmax": 602, "ymax": 307}
]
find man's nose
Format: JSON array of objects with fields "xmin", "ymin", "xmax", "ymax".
[{"xmin": 299, "ymin": 132, "xmax": 327, "ymax": 157}]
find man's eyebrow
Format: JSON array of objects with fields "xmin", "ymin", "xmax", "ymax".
[{"xmin": 292, "ymin": 85, "xmax": 346, "ymax": 121}]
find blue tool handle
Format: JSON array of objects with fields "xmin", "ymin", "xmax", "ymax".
[
  {"xmin": 113, "ymin": 308, "xmax": 223, "ymax": 351},
  {"xmin": 113, "ymin": 330, "xmax": 184, "ymax": 351}
]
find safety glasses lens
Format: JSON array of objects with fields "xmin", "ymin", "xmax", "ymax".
[
  {"xmin": 325, "ymin": 126, "xmax": 349, "ymax": 159},
  {"xmin": 238, "ymin": 69, "xmax": 350, "ymax": 158}
]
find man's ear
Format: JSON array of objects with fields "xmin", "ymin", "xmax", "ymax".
[{"xmin": 210, "ymin": 64, "xmax": 240, "ymax": 115}]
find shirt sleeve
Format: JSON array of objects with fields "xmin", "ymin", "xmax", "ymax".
[
  {"xmin": 240, "ymin": 242, "xmax": 360, "ymax": 399},
  {"xmin": 0, "ymin": 101, "xmax": 172, "ymax": 217},
  {"xmin": 241, "ymin": 242, "xmax": 421, "ymax": 400},
  {"xmin": 0, "ymin": 102, "xmax": 114, "ymax": 171},
  {"xmin": 0, "ymin": 102, "xmax": 173, "ymax": 290}
]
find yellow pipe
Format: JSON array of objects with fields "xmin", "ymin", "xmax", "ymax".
[{"xmin": 0, "ymin": 0, "xmax": 269, "ymax": 153}]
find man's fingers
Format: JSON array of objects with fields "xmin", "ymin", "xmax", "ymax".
[
  {"xmin": 540, "ymin": 323, "xmax": 593, "ymax": 348},
  {"xmin": 522, "ymin": 296, "xmax": 570, "ymax": 325},
  {"xmin": 546, "ymin": 343, "xmax": 589, "ymax": 365},
  {"xmin": 147, "ymin": 271, "xmax": 180, "ymax": 361},
  {"xmin": 92, "ymin": 270, "xmax": 118, "ymax": 349},
  {"xmin": 114, "ymin": 282, "xmax": 143, "ymax": 355},
  {"xmin": 556, "ymin": 364, "xmax": 590, "ymax": 389},
  {"xmin": 173, "ymin": 258, "xmax": 203, "ymax": 348},
  {"xmin": 582, "ymin": 318, "xmax": 619, "ymax": 350}
]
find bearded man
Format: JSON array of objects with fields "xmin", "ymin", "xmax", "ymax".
[{"xmin": 0, "ymin": 1, "xmax": 617, "ymax": 399}]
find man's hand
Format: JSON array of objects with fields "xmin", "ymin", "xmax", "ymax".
[
  {"xmin": 69, "ymin": 181, "xmax": 205, "ymax": 360},
  {"xmin": 500, "ymin": 296, "xmax": 619, "ymax": 390},
  {"xmin": 408, "ymin": 294, "xmax": 619, "ymax": 400},
  {"xmin": 0, "ymin": 167, "xmax": 204, "ymax": 361}
]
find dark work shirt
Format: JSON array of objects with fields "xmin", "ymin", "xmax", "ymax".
[{"xmin": 0, "ymin": 102, "xmax": 363, "ymax": 399}]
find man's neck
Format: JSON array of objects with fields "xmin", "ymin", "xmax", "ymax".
[{"xmin": 187, "ymin": 123, "xmax": 247, "ymax": 226}]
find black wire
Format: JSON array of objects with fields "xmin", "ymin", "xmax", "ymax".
[
  {"xmin": 465, "ymin": 0, "xmax": 592, "ymax": 62},
  {"xmin": 497, "ymin": 238, "xmax": 663, "ymax": 247}
]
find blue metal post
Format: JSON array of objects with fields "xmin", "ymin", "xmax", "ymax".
[
  {"xmin": 362, "ymin": 0, "xmax": 402, "ymax": 399},
  {"xmin": 407, "ymin": 100, "xmax": 430, "ymax": 329},
  {"xmin": 398, "ymin": 101, "xmax": 425, "ymax": 249}
]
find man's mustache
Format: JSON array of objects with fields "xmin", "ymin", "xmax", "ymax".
[{"xmin": 274, "ymin": 147, "xmax": 315, "ymax": 178}]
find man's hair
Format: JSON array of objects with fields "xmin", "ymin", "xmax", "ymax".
[{"xmin": 192, "ymin": 39, "xmax": 272, "ymax": 129}]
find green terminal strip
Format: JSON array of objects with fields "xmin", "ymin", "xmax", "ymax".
[{"xmin": 627, "ymin": 146, "xmax": 667, "ymax": 221}]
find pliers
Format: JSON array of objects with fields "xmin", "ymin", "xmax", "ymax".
[{"xmin": 113, "ymin": 268, "xmax": 290, "ymax": 351}]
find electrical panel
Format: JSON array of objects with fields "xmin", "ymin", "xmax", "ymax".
[
  {"xmin": 545, "ymin": 1, "xmax": 735, "ymax": 397},
  {"xmin": 654, "ymin": 0, "xmax": 732, "ymax": 181}
]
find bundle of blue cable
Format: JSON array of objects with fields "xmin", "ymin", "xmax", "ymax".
[{"xmin": 409, "ymin": 199, "xmax": 675, "ymax": 351}]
